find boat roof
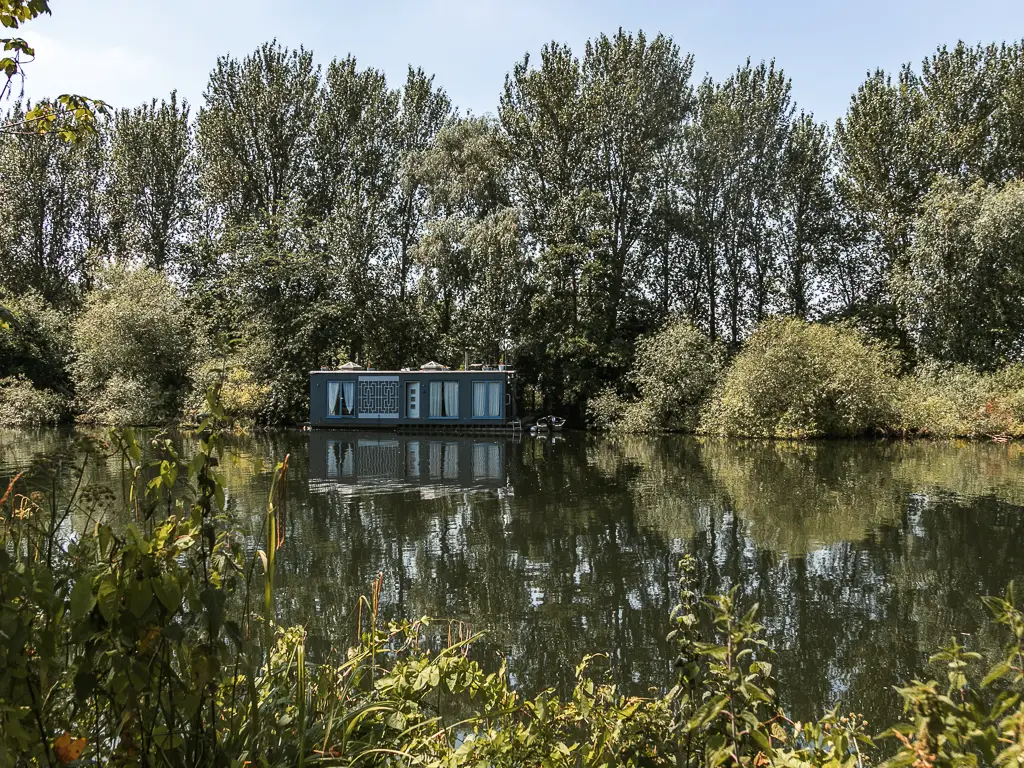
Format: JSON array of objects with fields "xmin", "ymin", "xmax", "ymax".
[{"xmin": 310, "ymin": 369, "xmax": 516, "ymax": 375}]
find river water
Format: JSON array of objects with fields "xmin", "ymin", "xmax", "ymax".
[{"xmin": 3, "ymin": 427, "xmax": 1024, "ymax": 731}]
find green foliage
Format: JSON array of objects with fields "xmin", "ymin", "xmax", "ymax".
[
  {"xmin": 701, "ymin": 318, "xmax": 900, "ymax": 438},
  {"xmin": 414, "ymin": 116, "xmax": 528, "ymax": 363},
  {"xmin": 186, "ymin": 354, "xmax": 273, "ymax": 427},
  {"xmin": 0, "ymin": 114, "xmax": 106, "ymax": 303},
  {"xmin": 0, "ymin": 0, "xmax": 107, "ymax": 141},
  {"xmin": 881, "ymin": 583, "xmax": 1024, "ymax": 768},
  {"xmin": 106, "ymin": 92, "xmax": 196, "ymax": 271},
  {"xmin": 501, "ymin": 29, "xmax": 697, "ymax": 406},
  {"xmin": 0, "ymin": 373, "xmax": 65, "ymax": 424},
  {"xmin": 3, "ymin": 23, "xmax": 1024, "ymax": 427},
  {"xmin": 835, "ymin": 41, "xmax": 1024, "ymax": 347},
  {"xmin": 0, "ymin": 289, "xmax": 71, "ymax": 389},
  {"xmin": 589, "ymin": 319, "xmax": 725, "ymax": 432},
  {"xmin": 71, "ymin": 266, "xmax": 195, "ymax": 424},
  {"xmin": 198, "ymin": 41, "xmax": 320, "ymax": 225},
  {"xmin": 896, "ymin": 361, "xmax": 1024, "ymax": 438},
  {"xmin": 893, "ymin": 177, "xmax": 1024, "ymax": 369}
]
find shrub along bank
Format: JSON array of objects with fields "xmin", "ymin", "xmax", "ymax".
[
  {"xmin": 5, "ymin": 387, "xmax": 1024, "ymax": 766},
  {"xmin": 591, "ymin": 318, "xmax": 1024, "ymax": 439},
  {"xmin": 3, "ymin": 279, "xmax": 1023, "ymax": 438}
]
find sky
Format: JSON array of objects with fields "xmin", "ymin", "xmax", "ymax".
[{"xmin": 14, "ymin": 0, "xmax": 1024, "ymax": 125}]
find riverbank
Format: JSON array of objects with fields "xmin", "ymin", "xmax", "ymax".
[{"xmin": 590, "ymin": 318, "xmax": 1024, "ymax": 440}]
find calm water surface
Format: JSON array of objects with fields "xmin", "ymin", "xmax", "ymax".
[{"xmin": 3, "ymin": 427, "xmax": 1024, "ymax": 731}]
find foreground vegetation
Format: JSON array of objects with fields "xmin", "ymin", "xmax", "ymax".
[
  {"xmin": 2, "ymin": 30, "xmax": 1024, "ymax": 429},
  {"xmin": 5, "ymin": 388, "xmax": 1024, "ymax": 766}
]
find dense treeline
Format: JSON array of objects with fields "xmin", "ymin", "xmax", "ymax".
[{"xmin": 2, "ymin": 33, "xmax": 1024, "ymax": 426}]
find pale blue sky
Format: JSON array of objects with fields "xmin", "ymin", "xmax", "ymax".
[{"xmin": 18, "ymin": 0, "xmax": 1024, "ymax": 124}]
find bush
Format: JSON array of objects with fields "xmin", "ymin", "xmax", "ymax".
[
  {"xmin": 588, "ymin": 320, "xmax": 725, "ymax": 433},
  {"xmin": 587, "ymin": 386, "xmax": 631, "ymax": 430},
  {"xmin": 700, "ymin": 318, "xmax": 900, "ymax": 438},
  {"xmin": 897, "ymin": 361, "xmax": 1024, "ymax": 438},
  {"xmin": 185, "ymin": 354, "xmax": 273, "ymax": 426},
  {"xmin": 0, "ymin": 375, "xmax": 68, "ymax": 425},
  {"xmin": 72, "ymin": 266, "xmax": 195, "ymax": 424},
  {"xmin": 0, "ymin": 290, "xmax": 73, "ymax": 392}
]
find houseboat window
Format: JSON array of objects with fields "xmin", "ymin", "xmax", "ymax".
[
  {"xmin": 429, "ymin": 381, "xmax": 459, "ymax": 418},
  {"xmin": 328, "ymin": 381, "xmax": 355, "ymax": 417},
  {"xmin": 472, "ymin": 381, "xmax": 502, "ymax": 418}
]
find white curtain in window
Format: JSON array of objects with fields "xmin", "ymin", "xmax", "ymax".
[
  {"xmin": 341, "ymin": 382, "xmax": 355, "ymax": 415},
  {"xmin": 443, "ymin": 381, "xmax": 459, "ymax": 417},
  {"xmin": 328, "ymin": 382, "xmax": 341, "ymax": 416},
  {"xmin": 473, "ymin": 382, "xmax": 486, "ymax": 417},
  {"xmin": 429, "ymin": 382, "xmax": 443, "ymax": 417},
  {"xmin": 488, "ymin": 382, "xmax": 502, "ymax": 417}
]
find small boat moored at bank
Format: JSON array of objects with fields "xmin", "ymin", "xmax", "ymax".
[{"xmin": 531, "ymin": 415, "xmax": 566, "ymax": 433}]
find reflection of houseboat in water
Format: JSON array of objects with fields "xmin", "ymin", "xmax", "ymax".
[{"xmin": 308, "ymin": 431, "xmax": 512, "ymax": 493}]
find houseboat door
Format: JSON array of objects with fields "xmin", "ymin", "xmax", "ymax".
[{"xmin": 406, "ymin": 382, "xmax": 420, "ymax": 418}]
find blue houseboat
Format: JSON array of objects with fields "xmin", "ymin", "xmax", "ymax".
[{"xmin": 309, "ymin": 361, "xmax": 518, "ymax": 430}]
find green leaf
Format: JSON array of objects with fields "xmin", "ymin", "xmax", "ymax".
[
  {"xmin": 69, "ymin": 576, "xmax": 95, "ymax": 621},
  {"xmin": 982, "ymin": 662, "xmax": 1012, "ymax": 688},
  {"xmin": 153, "ymin": 571, "xmax": 182, "ymax": 612},
  {"xmin": 686, "ymin": 693, "xmax": 729, "ymax": 731},
  {"xmin": 96, "ymin": 575, "xmax": 119, "ymax": 622},
  {"xmin": 750, "ymin": 727, "xmax": 773, "ymax": 755},
  {"xmin": 129, "ymin": 580, "xmax": 153, "ymax": 618}
]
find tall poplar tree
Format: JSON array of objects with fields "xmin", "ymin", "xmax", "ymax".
[{"xmin": 106, "ymin": 92, "xmax": 196, "ymax": 272}]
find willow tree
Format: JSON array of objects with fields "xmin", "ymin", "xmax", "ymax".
[
  {"xmin": 893, "ymin": 177, "xmax": 1024, "ymax": 369},
  {"xmin": 834, "ymin": 41, "xmax": 1024, "ymax": 342}
]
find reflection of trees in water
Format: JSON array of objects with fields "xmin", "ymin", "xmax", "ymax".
[
  {"xmin": 4, "ymin": 427, "xmax": 1024, "ymax": 733},
  {"xmin": 270, "ymin": 434, "xmax": 681, "ymax": 696},
  {"xmin": 698, "ymin": 439, "xmax": 908, "ymax": 553},
  {"xmin": 683, "ymin": 438, "xmax": 1024, "ymax": 727}
]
